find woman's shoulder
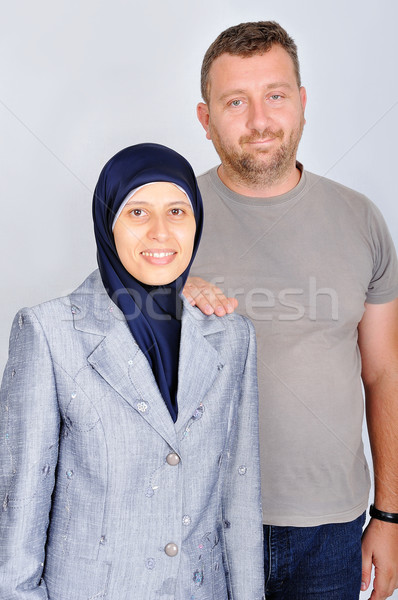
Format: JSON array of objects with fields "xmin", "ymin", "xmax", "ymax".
[
  {"xmin": 219, "ymin": 310, "xmax": 255, "ymax": 338},
  {"xmin": 182, "ymin": 298, "xmax": 255, "ymax": 347}
]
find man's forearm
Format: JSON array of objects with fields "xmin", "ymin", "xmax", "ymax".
[{"xmin": 365, "ymin": 374, "xmax": 398, "ymax": 511}]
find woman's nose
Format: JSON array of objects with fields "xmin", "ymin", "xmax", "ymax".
[{"xmin": 147, "ymin": 216, "xmax": 170, "ymax": 242}]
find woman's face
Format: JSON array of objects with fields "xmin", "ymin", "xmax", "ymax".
[{"xmin": 113, "ymin": 182, "xmax": 196, "ymax": 286}]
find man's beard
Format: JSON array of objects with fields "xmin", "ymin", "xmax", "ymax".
[{"xmin": 210, "ymin": 121, "xmax": 304, "ymax": 189}]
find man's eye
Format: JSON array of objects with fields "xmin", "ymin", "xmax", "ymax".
[
  {"xmin": 270, "ymin": 94, "xmax": 282, "ymax": 100},
  {"xmin": 230, "ymin": 99, "xmax": 242, "ymax": 107}
]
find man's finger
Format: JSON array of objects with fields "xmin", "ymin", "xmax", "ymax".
[
  {"xmin": 361, "ymin": 545, "xmax": 372, "ymax": 593},
  {"xmin": 369, "ymin": 566, "xmax": 396, "ymax": 600},
  {"xmin": 183, "ymin": 277, "xmax": 238, "ymax": 316},
  {"xmin": 190, "ymin": 292, "xmax": 215, "ymax": 315}
]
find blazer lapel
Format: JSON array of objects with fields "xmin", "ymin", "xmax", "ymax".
[
  {"xmin": 176, "ymin": 300, "xmax": 226, "ymax": 428},
  {"xmin": 69, "ymin": 272, "xmax": 228, "ymax": 449},
  {"xmin": 87, "ymin": 326, "xmax": 179, "ymax": 449},
  {"xmin": 70, "ymin": 271, "xmax": 179, "ymax": 450}
]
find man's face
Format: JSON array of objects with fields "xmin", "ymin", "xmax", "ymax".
[{"xmin": 197, "ymin": 45, "xmax": 307, "ymax": 189}]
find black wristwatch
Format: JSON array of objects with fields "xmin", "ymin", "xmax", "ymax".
[{"xmin": 369, "ymin": 504, "xmax": 398, "ymax": 524}]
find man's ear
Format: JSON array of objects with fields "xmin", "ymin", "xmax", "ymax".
[
  {"xmin": 300, "ymin": 86, "xmax": 307, "ymax": 123},
  {"xmin": 197, "ymin": 103, "xmax": 211, "ymax": 140}
]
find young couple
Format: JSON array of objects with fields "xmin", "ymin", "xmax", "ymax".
[{"xmin": 2, "ymin": 20, "xmax": 398, "ymax": 600}]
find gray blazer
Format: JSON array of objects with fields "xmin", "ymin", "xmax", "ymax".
[{"xmin": 0, "ymin": 270, "xmax": 264, "ymax": 600}]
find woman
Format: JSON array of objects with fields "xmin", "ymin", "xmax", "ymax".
[{"xmin": 0, "ymin": 143, "xmax": 264, "ymax": 599}]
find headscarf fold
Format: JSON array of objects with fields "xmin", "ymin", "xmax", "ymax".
[{"xmin": 93, "ymin": 143, "xmax": 203, "ymax": 422}]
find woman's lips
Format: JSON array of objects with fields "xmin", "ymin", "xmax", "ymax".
[{"xmin": 140, "ymin": 249, "xmax": 177, "ymax": 265}]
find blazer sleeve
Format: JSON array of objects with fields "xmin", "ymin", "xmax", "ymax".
[
  {"xmin": 0, "ymin": 308, "xmax": 60, "ymax": 599},
  {"xmin": 221, "ymin": 317, "xmax": 264, "ymax": 600}
]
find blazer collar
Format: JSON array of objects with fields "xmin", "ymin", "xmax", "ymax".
[{"xmin": 69, "ymin": 271, "xmax": 226, "ymax": 449}]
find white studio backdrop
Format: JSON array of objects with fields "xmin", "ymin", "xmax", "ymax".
[{"xmin": 1, "ymin": 1, "xmax": 397, "ymax": 597}]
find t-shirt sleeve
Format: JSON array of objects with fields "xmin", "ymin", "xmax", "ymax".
[{"xmin": 366, "ymin": 202, "xmax": 398, "ymax": 304}]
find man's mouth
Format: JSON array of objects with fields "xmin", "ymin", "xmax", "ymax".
[{"xmin": 241, "ymin": 130, "xmax": 283, "ymax": 145}]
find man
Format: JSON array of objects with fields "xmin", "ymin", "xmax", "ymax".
[{"xmin": 185, "ymin": 21, "xmax": 398, "ymax": 600}]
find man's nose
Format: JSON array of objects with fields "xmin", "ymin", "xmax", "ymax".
[{"xmin": 246, "ymin": 99, "xmax": 272, "ymax": 133}]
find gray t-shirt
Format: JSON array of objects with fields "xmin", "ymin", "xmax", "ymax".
[{"xmin": 191, "ymin": 165, "xmax": 398, "ymax": 527}]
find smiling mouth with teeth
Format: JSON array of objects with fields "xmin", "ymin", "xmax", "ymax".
[{"xmin": 141, "ymin": 251, "xmax": 176, "ymax": 258}]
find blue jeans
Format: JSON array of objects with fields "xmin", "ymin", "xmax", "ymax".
[{"xmin": 263, "ymin": 512, "xmax": 366, "ymax": 599}]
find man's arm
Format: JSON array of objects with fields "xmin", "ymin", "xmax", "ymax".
[
  {"xmin": 183, "ymin": 276, "xmax": 238, "ymax": 315},
  {"xmin": 358, "ymin": 298, "xmax": 398, "ymax": 600}
]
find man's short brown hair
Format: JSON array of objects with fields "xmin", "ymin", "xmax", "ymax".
[{"xmin": 201, "ymin": 21, "xmax": 301, "ymax": 104}]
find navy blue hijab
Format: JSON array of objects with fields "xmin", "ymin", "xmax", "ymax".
[{"xmin": 93, "ymin": 143, "xmax": 203, "ymax": 422}]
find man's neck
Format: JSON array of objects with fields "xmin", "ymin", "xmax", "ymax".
[{"xmin": 217, "ymin": 163, "xmax": 302, "ymax": 198}]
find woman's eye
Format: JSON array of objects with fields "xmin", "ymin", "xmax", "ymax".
[
  {"xmin": 131, "ymin": 209, "xmax": 145, "ymax": 216},
  {"xmin": 170, "ymin": 208, "xmax": 183, "ymax": 216}
]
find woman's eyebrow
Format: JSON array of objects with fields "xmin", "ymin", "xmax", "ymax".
[
  {"xmin": 165, "ymin": 200, "xmax": 192, "ymax": 208},
  {"xmin": 125, "ymin": 198, "xmax": 151, "ymax": 206},
  {"xmin": 125, "ymin": 199, "xmax": 192, "ymax": 208}
]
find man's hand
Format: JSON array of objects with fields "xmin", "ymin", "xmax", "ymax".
[
  {"xmin": 358, "ymin": 299, "xmax": 398, "ymax": 599},
  {"xmin": 361, "ymin": 518, "xmax": 398, "ymax": 599},
  {"xmin": 183, "ymin": 276, "xmax": 238, "ymax": 316}
]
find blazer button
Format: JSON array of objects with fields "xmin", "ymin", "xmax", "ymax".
[
  {"xmin": 166, "ymin": 452, "xmax": 180, "ymax": 466},
  {"xmin": 164, "ymin": 542, "xmax": 178, "ymax": 557}
]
